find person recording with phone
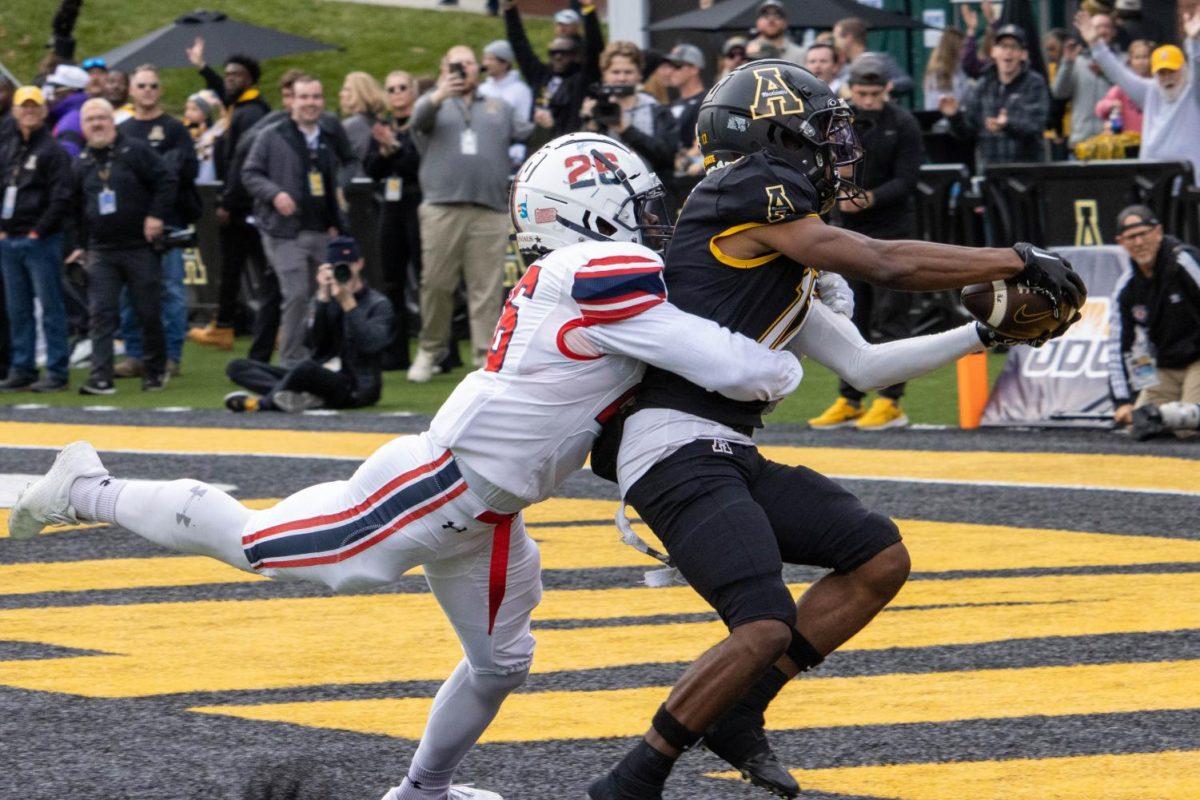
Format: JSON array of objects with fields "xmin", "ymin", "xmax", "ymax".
[
  {"xmin": 223, "ymin": 235, "xmax": 395, "ymax": 413},
  {"xmin": 581, "ymin": 41, "xmax": 677, "ymax": 178}
]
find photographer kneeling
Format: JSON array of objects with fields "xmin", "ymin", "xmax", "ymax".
[
  {"xmin": 224, "ymin": 236, "xmax": 395, "ymax": 413},
  {"xmin": 581, "ymin": 41, "xmax": 678, "ymax": 178}
]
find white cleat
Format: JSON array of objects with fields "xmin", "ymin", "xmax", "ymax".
[
  {"xmin": 378, "ymin": 785, "xmax": 503, "ymax": 800},
  {"xmin": 8, "ymin": 441, "xmax": 108, "ymax": 540}
]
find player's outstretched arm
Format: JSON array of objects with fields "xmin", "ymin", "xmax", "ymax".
[
  {"xmin": 579, "ymin": 302, "xmax": 803, "ymax": 402},
  {"xmin": 790, "ymin": 300, "xmax": 985, "ymax": 392},
  {"xmin": 740, "ymin": 217, "xmax": 1086, "ymax": 318}
]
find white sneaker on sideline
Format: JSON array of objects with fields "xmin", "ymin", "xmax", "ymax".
[
  {"xmin": 8, "ymin": 441, "xmax": 108, "ymax": 539},
  {"xmin": 407, "ymin": 349, "xmax": 440, "ymax": 383},
  {"xmin": 377, "ymin": 785, "xmax": 503, "ymax": 800}
]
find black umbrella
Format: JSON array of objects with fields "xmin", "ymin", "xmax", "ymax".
[
  {"xmin": 97, "ymin": 10, "xmax": 336, "ymax": 72},
  {"xmin": 648, "ymin": 0, "xmax": 925, "ymax": 33}
]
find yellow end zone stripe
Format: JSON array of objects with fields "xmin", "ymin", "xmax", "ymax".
[
  {"xmin": 715, "ymin": 750, "xmax": 1200, "ymax": 800},
  {"xmin": 1, "ymin": 421, "xmax": 1196, "ymax": 493},
  {"xmin": 4, "ymin": 515, "xmax": 1197, "ymax": 590},
  {"xmin": 0, "ymin": 573, "xmax": 1195, "ymax": 697},
  {"xmin": 188, "ymin": 660, "xmax": 1200, "ymax": 743}
]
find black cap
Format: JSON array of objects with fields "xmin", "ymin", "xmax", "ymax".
[
  {"xmin": 1115, "ymin": 204, "xmax": 1160, "ymax": 234},
  {"xmin": 848, "ymin": 56, "xmax": 889, "ymax": 87},
  {"xmin": 758, "ymin": 0, "xmax": 786, "ymax": 16},
  {"xmin": 994, "ymin": 24, "xmax": 1027, "ymax": 47},
  {"xmin": 327, "ymin": 235, "xmax": 360, "ymax": 264}
]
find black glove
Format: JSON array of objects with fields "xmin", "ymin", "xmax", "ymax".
[
  {"xmin": 1012, "ymin": 242, "xmax": 1088, "ymax": 321},
  {"xmin": 975, "ymin": 322, "xmax": 1051, "ymax": 349}
]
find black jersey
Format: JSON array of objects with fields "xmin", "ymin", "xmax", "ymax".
[{"xmin": 637, "ymin": 150, "xmax": 820, "ymax": 430}]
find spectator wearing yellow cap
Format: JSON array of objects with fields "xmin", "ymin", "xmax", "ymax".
[
  {"xmin": 1078, "ymin": 8, "xmax": 1200, "ymax": 175},
  {"xmin": 0, "ymin": 86, "xmax": 74, "ymax": 392}
]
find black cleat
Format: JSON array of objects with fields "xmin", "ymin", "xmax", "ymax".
[
  {"xmin": 703, "ymin": 714, "xmax": 799, "ymax": 799},
  {"xmin": 587, "ymin": 771, "xmax": 663, "ymax": 800}
]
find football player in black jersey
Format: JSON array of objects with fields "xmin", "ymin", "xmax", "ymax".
[{"xmin": 588, "ymin": 61, "xmax": 1087, "ymax": 800}]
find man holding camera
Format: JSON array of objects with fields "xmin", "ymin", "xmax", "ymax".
[
  {"xmin": 66, "ymin": 98, "xmax": 176, "ymax": 395},
  {"xmin": 243, "ymin": 76, "xmax": 344, "ymax": 368},
  {"xmin": 224, "ymin": 235, "xmax": 394, "ymax": 413},
  {"xmin": 406, "ymin": 46, "xmax": 533, "ymax": 383},
  {"xmin": 114, "ymin": 63, "xmax": 199, "ymax": 379},
  {"xmin": 582, "ymin": 42, "xmax": 677, "ymax": 178}
]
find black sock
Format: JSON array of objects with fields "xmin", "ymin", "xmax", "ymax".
[
  {"xmin": 613, "ymin": 739, "xmax": 675, "ymax": 791},
  {"xmin": 731, "ymin": 665, "xmax": 790, "ymax": 723}
]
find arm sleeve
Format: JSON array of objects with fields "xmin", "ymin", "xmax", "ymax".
[
  {"xmin": 1003, "ymin": 76, "xmax": 1049, "ymax": 138},
  {"xmin": 616, "ymin": 107, "xmax": 677, "ymax": 175},
  {"xmin": 1091, "ymin": 41, "xmax": 1151, "ymax": 109},
  {"xmin": 1107, "ymin": 284, "xmax": 1135, "ymax": 403},
  {"xmin": 34, "ymin": 145, "xmax": 75, "ymax": 237},
  {"xmin": 582, "ymin": 4, "xmax": 605, "ymax": 85},
  {"xmin": 505, "ymin": 6, "xmax": 548, "ymax": 87},
  {"xmin": 511, "ymin": 98, "xmax": 535, "ymax": 142},
  {"xmin": 581, "ymin": 301, "xmax": 803, "ymax": 403},
  {"xmin": 141, "ymin": 148, "xmax": 176, "ymax": 221},
  {"xmin": 960, "ymin": 34, "xmax": 985, "ymax": 79},
  {"xmin": 240, "ymin": 134, "xmax": 284, "ymax": 204},
  {"xmin": 409, "ymin": 93, "xmax": 440, "ymax": 134},
  {"xmin": 199, "ymin": 65, "xmax": 227, "ymax": 105},
  {"xmin": 309, "ymin": 300, "xmax": 338, "ymax": 357},
  {"xmin": 1050, "ymin": 57, "xmax": 1076, "ymax": 100},
  {"xmin": 948, "ymin": 83, "xmax": 981, "ymax": 140},
  {"xmin": 343, "ymin": 295, "xmax": 396, "ymax": 356},
  {"xmin": 790, "ymin": 300, "xmax": 984, "ymax": 392},
  {"xmin": 869, "ymin": 111, "xmax": 922, "ymax": 210},
  {"xmin": 1189, "ymin": 38, "xmax": 1200, "ymax": 103}
]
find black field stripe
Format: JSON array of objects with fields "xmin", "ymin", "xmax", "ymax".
[{"xmin": 0, "ymin": 641, "xmax": 108, "ymax": 661}]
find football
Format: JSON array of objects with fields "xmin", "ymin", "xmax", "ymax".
[{"xmin": 960, "ymin": 280, "xmax": 1071, "ymax": 341}]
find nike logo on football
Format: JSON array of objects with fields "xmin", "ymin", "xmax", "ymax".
[{"xmin": 1012, "ymin": 304, "xmax": 1054, "ymax": 324}]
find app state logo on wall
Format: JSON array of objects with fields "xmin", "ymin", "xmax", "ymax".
[
  {"xmin": 750, "ymin": 66, "xmax": 805, "ymax": 120},
  {"xmin": 1074, "ymin": 199, "xmax": 1102, "ymax": 247}
]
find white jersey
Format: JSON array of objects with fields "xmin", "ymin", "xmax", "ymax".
[{"xmin": 428, "ymin": 241, "xmax": 803, "ymax": 505}]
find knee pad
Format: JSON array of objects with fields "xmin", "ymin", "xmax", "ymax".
[{"xmin": 712, "ymin": 575, "xmax": 796, "ymax": 631}]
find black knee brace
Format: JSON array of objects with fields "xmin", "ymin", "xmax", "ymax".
[
  {"xmin": 652, "ymin": 704, "xmax": 701, "ymax": 752},
  {"xmin": 787, "ymin": 629, "xmax": 824, "ymax": 673}
]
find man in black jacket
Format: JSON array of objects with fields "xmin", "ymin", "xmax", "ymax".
[
  {"xmin": 185, "ymin": 38, "xmax": 271, "ymax": 352},
  {"xmin": 503, "ymin": 0, "xmax": 603, "ymax": 136},
  {"xmin": 67, "ymin": 98, "xmax": 176, "ymax": 395},
  {"xmin": 115, "ymin": 64, "xmax": 200, "ymax": 379},
  {"xmin": 224, "ymin": 236, "xmax": 394, "ymax": 412},
  {"xmin": 1109, "ymin": 205, "xmax": 1200, "ymax": 437},
  {"xmin": 0, "ymin": 85, "xmax": 74, "ymax": 392},
  {"xmin": 810, "ymin": 59, "xmax": 925, "ymax": 431}
]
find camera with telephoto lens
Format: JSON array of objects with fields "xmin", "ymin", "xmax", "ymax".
[
  {"xmin": 332, "ymin": 262, "xmax": 354, "ymax": 284},
  {"xmin": 588, "ymin": 83, "xmax": 637, "ymax": 130},
  {"xmin": 152, "ymin": 226, "xmax": 197, "ymax": 253}
]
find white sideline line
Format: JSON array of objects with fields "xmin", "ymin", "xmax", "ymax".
[{"xmin": 828, "ymin": 473, "xmax": 1200, "ymax": 497}]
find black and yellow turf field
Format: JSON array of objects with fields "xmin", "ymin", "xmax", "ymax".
[{"xmin": 1, "ymin": 407, "xmax": 1197, "ymax": 799}]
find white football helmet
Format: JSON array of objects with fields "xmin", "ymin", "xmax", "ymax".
[{"xmin": 510, "ymin": 132, "xmax": 672, "ymax": 259}]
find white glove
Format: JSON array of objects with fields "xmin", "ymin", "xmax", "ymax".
[{"xmin": 816, "ymin": 271, "xmax": 854, "ymax": 318}]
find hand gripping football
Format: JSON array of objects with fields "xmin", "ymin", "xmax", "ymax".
[{"xmin": 961, "ymin": 280, "xmax": 1074, "ymax": 341}]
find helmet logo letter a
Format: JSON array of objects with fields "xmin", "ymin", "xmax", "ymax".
[{"xmin": 750, "ymin": 67, "xmax": 805, "ymax": 120}]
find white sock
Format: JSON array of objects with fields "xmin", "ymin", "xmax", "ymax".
[
  {"xmin": 394, "ymin": 659, "xmax": 528, "ymax": 800},
  {"xmin": 109, "ymin": 478, "xmax": 256, "ymax": 571},
  {"xmin": 69, "ymin": 475, "xmax": 126, "ymax": 523}
]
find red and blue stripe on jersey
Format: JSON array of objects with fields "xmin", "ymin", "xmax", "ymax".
[
  {"xmin": 241, "ymin": 451, "xmax": 465, "ymax": 570},
  {"xmin": 571, "ymin": 254, "xmax": 667, "ymax": 324}
]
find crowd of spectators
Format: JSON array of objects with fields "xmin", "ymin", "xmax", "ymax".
[{"xmin": 0, "ymin": 0, "xmax": 1198, "ymax": 434}]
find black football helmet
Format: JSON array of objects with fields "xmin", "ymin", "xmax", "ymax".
[{"xmin": 696, "ymin": 59, "xmax": 865, "ymax": 214}]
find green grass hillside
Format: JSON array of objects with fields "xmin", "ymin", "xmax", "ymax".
[{"xmin": 0, "ymin": 1, "xmax": 554, "ymax": 111}]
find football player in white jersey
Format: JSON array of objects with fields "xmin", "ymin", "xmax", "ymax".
[{"xmin": 7, "ymin": 134, "xmax": 803, "ymax": 800}]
